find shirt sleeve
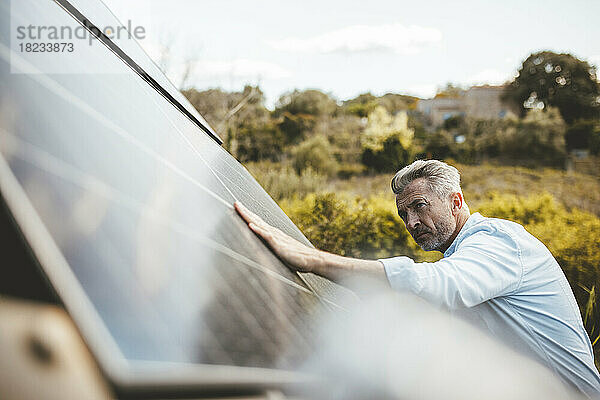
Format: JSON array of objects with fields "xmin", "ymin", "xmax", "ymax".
[{"xmin": 379, "ymin": 229, "xmax": 524, "ymax": 310}]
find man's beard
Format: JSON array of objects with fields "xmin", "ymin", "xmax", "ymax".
[{"xmin": 415, "ymin": 217, "xmax": 455, "ymax": 252}]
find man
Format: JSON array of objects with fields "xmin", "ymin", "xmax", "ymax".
[{"xmin": 234, "ymin": 159, "xmax": 600, "ymax": 397}]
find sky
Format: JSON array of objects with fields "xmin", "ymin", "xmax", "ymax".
[{"xmin": 102, "ymin": 0, "xmax": 600, "ymax": 108}]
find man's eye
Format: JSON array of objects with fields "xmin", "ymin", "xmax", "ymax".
[{"xmin": 416, "ymin": 202, "xmax": 426, "ymax": 209}]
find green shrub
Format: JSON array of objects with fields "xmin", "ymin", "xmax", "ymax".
[
  {"xmin": 337, "ymin": 163, "xmax": 366, "ymax": 179},
  {"xmin": 274, "ymin": 89, "xmax": 338, "ymax": 117},
  {"xmin": 424, "ymin": 110, "xmax": 568, "ymax": 167},
  {"xmin": 277, "ymin": 112, "xmax": 316, "ymax": 145},
  {"xmin": 360, "ymin": 107, "xmax": 415, "ymax": 173},
  {"xmin": 345, "ymin": 101, "xmax": 378, "ymax": 118},
  {"xmin": 581, "ymin": 285, "xmax": 600, "ymax": 350},
  {"xmin": 424, "ymin": 130, "xmax": 455, "ymax": 160},
  {"xmin": 292, "ymin": 135, "xmax": 339, "ymax": 177},
  {"xmin": 233, "ymin": 123, "xmax": 284, "ymax": 162},
  {"xmin": 361, "ymin": 136, "xmax": 415, "ymax": 173},
  {"xmin": 503, "ymin": 108, "xmax": 567, "ymax": 167},
  {"xmin": 343, "ymin": 93, "xmax": 379, "ymax": 118},
  {"xmin": 442, "ymin": 115, "xmax": 465, "ymax": 131}
]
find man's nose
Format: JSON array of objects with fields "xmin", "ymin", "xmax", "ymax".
[{"xmin": 406, "ymin": 213, "xmax": 421, "ymax": 231}]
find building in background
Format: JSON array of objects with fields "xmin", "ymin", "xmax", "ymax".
[
  {"xmin": 417, "ymin": 85, "xmax": 518, "ymax": 127},
  {"xmin": 417, "ymin": 97, "xmax": 464, "ymax": 127}
]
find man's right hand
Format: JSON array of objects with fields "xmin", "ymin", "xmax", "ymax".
[
  {"xmin": 234, "ymin": 201, "xmax": 320, "ymax": 273},
  {"xmin": 234, "ymin": 201, "xmax": 387, "ymax": 284}
]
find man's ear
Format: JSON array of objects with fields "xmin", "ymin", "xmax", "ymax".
[{"xmin": 450, "ymin": 192, "xmax": 463, "ymax": 215}]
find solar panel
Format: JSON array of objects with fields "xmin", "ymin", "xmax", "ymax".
[
  {"xmin": 0, "ymin": 0, "xmax": 356, "ymax": 387},
  {"xmin": 56, "ymin": 0, "xmax": 220, "ymax": 142}
]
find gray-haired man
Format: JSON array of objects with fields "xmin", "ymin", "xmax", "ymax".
[{"xmin": 235, "ymin": 159, "xmax": 600, "ymax": 397}]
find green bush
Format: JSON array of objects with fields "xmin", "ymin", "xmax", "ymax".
[
  {"xmin": 292, "ymin": 135, "xmax": 339, "ymax": 177},
  {"xmin": 360, "ymin": 107, "xmax": 415, "ymax": 173},
  {"xmin": 361, "ymin": 136, "xmax": 415, "ymax": 173},
  {"xmin": 232, "ymin": 123, "xmax": 284, "ymax": 162},
  {"xmin": 343, "ymin": 93, "xmax": 378, "ymax": 118},
  {"xmin": 442, "ymin": 115, "xmax": 465, "ymax": 131},
  {"xmin": 274, "ymin": 89, "xmax": 338, "ymax": 117},
  {"xmin": 424, "ymin": 130, "xmax": 455, "ymax": 160},
  {"xmin": 503, "ymin": 108, "xmax": 567, "ymax": 167},
  {"xmin": 581, "ymin": 285, "xmax": 600, "ymax": 352},
  {"xmin": 337, "ymin": 162, "xmax": 366, "ymax": 179},
  {"xmin": 277, "ymin": 112, "xmax": 316, "ymax": 145}
]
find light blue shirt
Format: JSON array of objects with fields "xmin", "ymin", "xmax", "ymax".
[{"xmin": 380, "ymin": 212, "xmax": 600, "ymax": 397}]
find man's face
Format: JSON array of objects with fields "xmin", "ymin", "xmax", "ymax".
[{"xmin": 395, "ymin": 178, "xmax": 456, "ymax": 252}]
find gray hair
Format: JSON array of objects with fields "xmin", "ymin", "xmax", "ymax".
[{"xmin": 391, "ymin": 159, "xmax": 462, "ymax": 200}]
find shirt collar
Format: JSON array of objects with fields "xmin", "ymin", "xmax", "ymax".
[{"xmin": 443, "ymin": 212, "xmax": 484, "ymax": 258}]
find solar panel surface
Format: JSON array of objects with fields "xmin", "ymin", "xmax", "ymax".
[{"xmin": 0, "ymin": 0, "xmax": 354, "ymax": 374}]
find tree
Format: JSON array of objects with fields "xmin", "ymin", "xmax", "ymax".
[
  {"xmin": 182, "ymin": 85, "xmax": 269, "ymax": 133},
  {"xmin": 183, "ymin": 86, "xmax": 283, "ymax": 161},
  {"xmin": 343, "ymin": 92, "xmax": 419, "ymax": 117},
  {"xmin": 234, "ymin": 123, "xmax": 284, "ymax": 162},
  {"xmin": 424, "ymin": 130, "xmax": 455, "ymax": 160},
  {"xmin": 274, "ymin": 89, "xmax": 338, "ymax": 117},
  {"xmin": 503, "ymin": 51, "xmax": 600, "ymax": 124},
  {"xmin": 504, "ymin": 108, "xmax": 567, "ymax": 167},
  {"xmin": 360, "ymin": 106, "xmax": 415, "ymax": 172},
  {"xmin": 591, "ymin": 124, "xmax": 600, "ymax": 156},
  {"xmin": 342, "ymin": 93, "xmax": 378, "ymax": 118},
  {"xmin": 434, "ymin": 83, "xmax": 464, "ymax": 99},
  {"xmin": 277, "ymin": 112, "xmax": 316, "ymax": 145},
  {"xmin": 565, "ymin": 119, "xmax": 599, "ymax": 151},
  {"xmin": 291, "ymin": 135, "xmax": 338, "ymax": 177},
  {"xmin": 361, "ymin": 106, "xmax": 413, "ymax": 151},
  {"xmin": 378, "ymin": 93, "xmax": 419, "ymax": 113}
]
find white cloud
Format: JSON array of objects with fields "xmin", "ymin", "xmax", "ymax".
[
  {"xmin": 404, "ymin": 84, "xmax": 438, "ymax": 98},
  {"xmin": 192, "ymin": 59, "xmax": 292, "ymax": 80},
  {"xmin": 268, "ymin": 23, "xmax": 442, "ymax": 55},
  {"xmin": 589, "ymin": 55, "xmax": 600, "ymax": 68},
  {"xmin": 137, "ymin": 37, "xmax": 291, "ymax": 82}
]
